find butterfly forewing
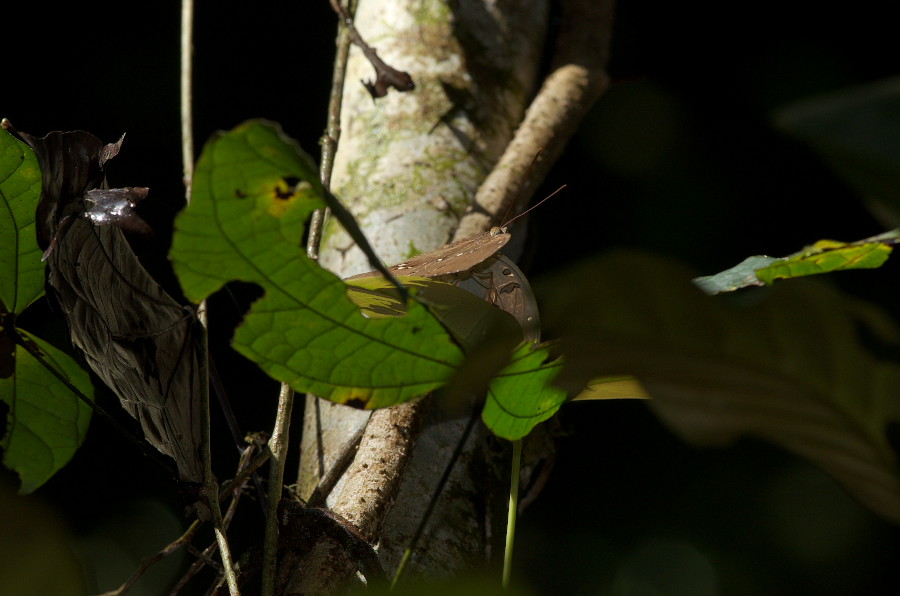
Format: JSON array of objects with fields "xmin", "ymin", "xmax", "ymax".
[{"xmin": 350, "ymin": 227, "xmax": 511, "ymax": 280}]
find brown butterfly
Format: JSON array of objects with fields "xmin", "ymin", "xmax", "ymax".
[
  {"xmin": 348, "ymin": 184, "xmax": 564, "ymax": 282},
  {"xmin": 349, "ymin": 225, "xmax": 511, "ymax": 280}
]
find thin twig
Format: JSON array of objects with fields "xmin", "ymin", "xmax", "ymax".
[
  {"xmin": 218, "ymin": 438, "xmax": 272, "ymax": 499},
  {"xmin": 100, "ymin": 439, "xmax": 262, "ymax": 596},
  {"xmin": 309, "ymin": 5, "xmax": 352, "ymax": 262},
  {"xmin": 262, "ymin": 383, "xmax": 295, "ymax": 596},
  {"xmin": 94, "ymin": 520, "xmax": 202, "ymax": 596},
  {"xmin": 328, "ymin": 0, "xmax": 414, "ymax": 98},
  {"xmin": 181, "ymin": 0, "xmax": 195, "ymax": 199},
  {"xmin": 455, "ymin": 0, "xmax": 616, "ymax": 239},
  {"xmin": 182, "ymin": 2, "xmax": 239, "ymax": 592},
  {"xmin": 196, "ymin": 314, "xmax": 241, "ymax": 595},
  {"xmin": 171, "ymin": 442, "xmax": 260, "ymax": 595},
  {"xmin": 306, "ymin": 0, "xmax": 354, "ymax": 261}
]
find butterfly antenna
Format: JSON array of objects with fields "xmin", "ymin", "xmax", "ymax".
[
  {"xmin": 502, "ymin": 183, "xmax": 567, "ymax": 229},
  {"xmin": 500, "ymin": 148, "xmax": 544, "ymax": 225}
]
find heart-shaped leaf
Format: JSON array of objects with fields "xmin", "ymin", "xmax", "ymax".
[{"xmin": 171, "ymin": 121, "xmax": 468, "ymax": 408}]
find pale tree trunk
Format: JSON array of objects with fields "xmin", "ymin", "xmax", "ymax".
[{"xmin": 291, "ymin": 0, "xmax": 615, "ymax": 590}]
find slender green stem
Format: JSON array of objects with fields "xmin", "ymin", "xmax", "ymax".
[
  {"xmin": 503, "ymin": 439, "xmax": 522, "ymax": 589},
  {"xmin": 262, "ymin": 383, "xmax": 295, "ymax": 596},
  {"xmin": 307, "ymin": 0, "xmax": 352, "ymax": 261}
]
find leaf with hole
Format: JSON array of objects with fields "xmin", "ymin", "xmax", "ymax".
[{"xmin": 171, "ymin": 120, "xmax": 471, "ymax": 408}]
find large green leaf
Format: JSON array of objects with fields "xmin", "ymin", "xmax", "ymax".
[
  {"xmin": 0, "ymin": 126, "xmax": 44, "ymax": 314},
  {"xmin": 1, "ymin": 330, "xmax": 94, "ymax": 493},
  {"xmin": 170, "ymin": 120, "xmax": 468, "ymax": 408},
  {"xmin": 540, "ymin": 251, "xmax": 900, "ymax": 523}
]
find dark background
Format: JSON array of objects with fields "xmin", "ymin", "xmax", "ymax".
[{"xmin": 3, "ymin": 1, "xmax": 899, "ymax": 594}]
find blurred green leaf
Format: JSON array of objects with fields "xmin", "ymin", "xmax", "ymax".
[
  {"xmin": 1, "ymin": 329, "xmax": 94, "ymax": 493},
  {"xmin": 0, "ymin": 483, "xmax": 85, "ymax": 595},
  {"xmin": 773, "ymin": 76, "xmax": 900, "ymax": 226},
  {"xmin": 171, "ymin": 120, "xmax": 467, "ymax": 408},
  {"xmin": 0, "ymin": 126, "xmax": 44, "ymax": 314},
  {"xmin": 540, "ymin": 250, "xmax": 900, "ymax": 523}
]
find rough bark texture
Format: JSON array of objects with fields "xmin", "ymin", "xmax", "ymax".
[{"xmin": 293, "ymin": 0, "xmax": 614, "ymax": 590}]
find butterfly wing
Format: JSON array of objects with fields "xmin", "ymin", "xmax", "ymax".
[
  {"xmin": 456, "ymin": 253, "xmax": 540, "ymax": 342},
  {"xmin": 349, "ymin": 229, "xmax": 511, "ymax": 280}
]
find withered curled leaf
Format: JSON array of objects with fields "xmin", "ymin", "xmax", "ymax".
[{"xmin": 21, "ymin": 129, "xmax": 203, "ymax": 486}]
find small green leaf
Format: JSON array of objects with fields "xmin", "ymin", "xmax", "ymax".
[
  {"xmin": 755, "ymin": 236, "xmax": 894, "ymax": 284},
  {"xmin": 1, "ymin": 329, "xmax": 94, "ymax": 493},
  {"xmin": 0, "ymin": 127, "xmax": 44, "ymax": 314},
  {"xmin": 171, "ymin": 120, "xmax": 467, "ymax": 408},
  {"xmin": 481, "ymin": 343, "xmax": 567, "ymax": 441}
]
